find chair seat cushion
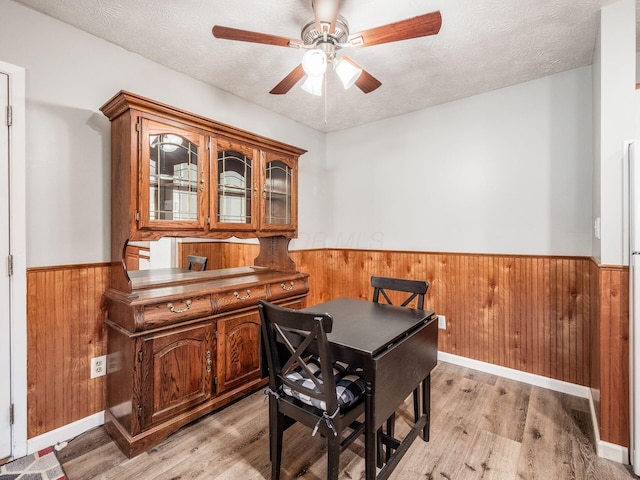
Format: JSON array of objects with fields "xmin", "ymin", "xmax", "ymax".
[{"xmin": 282, "ymin": 358, "xmax": 365, "ymax": 411}]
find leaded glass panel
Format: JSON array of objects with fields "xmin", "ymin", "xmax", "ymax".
[
  {"xmin": 265, "ymin": 160, "xmax": 292, "ymax": 225},
  {"xmin": 218, "ymin": 150, "xmax": 252, "ymax": 224},
  {"xmin": 148, "ymin": 133, "xmax": 199, "ymax": 222}
]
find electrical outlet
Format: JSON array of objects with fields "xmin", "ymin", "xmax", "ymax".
[
  {"xmin": 437, "ymin": 315, "xmax": 446, "ymax": 330},
  {"xmin": 91, "ymin": 355, "xmax": 107, "ymax": 379}
]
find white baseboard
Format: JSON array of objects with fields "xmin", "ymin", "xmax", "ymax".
[
  {"xmin": 437, "ymin": 352, "xmax": 591, "ymax": 398},
  {"xmin": 598, "ymin": 439, "xmax": 629, "ymax": 464},
  {"xmin": 586, "ymin": 388, "xmax": 630, "ymax": 464},
  {"xmin": 26, "ymin": 411, "xmax": 104, "ymax": 455}
]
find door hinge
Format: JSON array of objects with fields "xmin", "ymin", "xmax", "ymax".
[
  {"xmin": 137, "ymin": 350, "xmax": 143, "ymax": 362},
  {"xmin": 135, "ymin": 121, "xmax": 141, "ymax": 132},
  {"xmin": 137, "ymin": 405, "xmax": 143, "ymax": 418},
  {"xmin": 135, "ymin": 211, "xmax": 140, "ymax": 223},
  {"xmin": 6, "ymin": 105, "xmax": 12, "ymax": 127},
  {"xmin": 206, "ymin": 216, "xmax": 210, "ymax": 226},
  {"xmin": 9, "ymin": 404, "xmax": 14, "ymax": 425},
  {"xmin": 213, "ymin": 376, "xmax": 217, "ymax": 387},
  {"xmin": 7, "ymin": 255, "xmax": 13, "ymax": 277}
]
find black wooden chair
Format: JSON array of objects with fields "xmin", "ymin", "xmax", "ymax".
[
  {"xmin": 258, "ymin": 300, "xmax": 366, "ymax": 480},
  {"xmin": 186, "ymin": 255, "xmax": 207, "ymax": 271},
  {"xmin": 371, "ymin": 275, "xmax": 429, "ymax": 464}
]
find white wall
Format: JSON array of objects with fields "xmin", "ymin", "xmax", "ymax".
[
  {"xmin": 592, "ymin": 28, "xmax": 603, "ymax": 263},
  {"xmin": 593, "ymin": 0, "xmax": 636, "ymax": 266},
  {"xmin": 326, "ymin": 68, "xmax": 594, "ymax": 256},
  {"xmin": 0, "ymin": 0, "xmax": 327, "ymax": 267},
  {"xmin": 0, "ymin": 1, "xmax": 612, "ymax": 263}
]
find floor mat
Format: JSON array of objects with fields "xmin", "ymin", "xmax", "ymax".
[{"xmin": 0, "ymin": 446, "xmax": 66, "ymax": 480}]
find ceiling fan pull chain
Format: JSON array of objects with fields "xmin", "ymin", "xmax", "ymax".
[{"xmin": 324, "ymin": 74, "xmax": 328, "ymax": 125}]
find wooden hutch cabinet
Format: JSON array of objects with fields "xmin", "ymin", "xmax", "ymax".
[{"xmin": 100, "ymin": 91, "xmax": 309, "ymax": 457}]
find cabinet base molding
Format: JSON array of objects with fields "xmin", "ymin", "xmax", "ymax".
[{"xmin": 105, "ymin": 377, "xmax": 267, "ymax": 458}]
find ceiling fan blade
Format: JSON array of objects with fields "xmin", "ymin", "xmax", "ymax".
[
  {"xmin": 312, "ymin": 0, "xmax": 340, "ymax": 33},
  {"xmin": 349, "ymin": 11, "xmax": 442, "ymax": 48},
  {"xmin": 212, "ymin": 25, "xmax": 302, "ymax": 48},
  {"xmin": 270, "ymin": 64, "xmax": 306, "ymax": 95},
  {"xmin": 342, "ymin": 57, "xmax": 381, "ymax": 94}
]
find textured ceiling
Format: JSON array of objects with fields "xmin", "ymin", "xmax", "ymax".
[{"xmin": 14, "ymin": 0, "xmax": 629, "ymax": 133}]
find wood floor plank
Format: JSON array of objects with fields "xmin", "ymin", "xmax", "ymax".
[
  {"xmin": 452, "ymin": 428, "xmax": 522, "ymax": 479},
  {"xmin": 479, "ymin": 377, "xmax": 531, "ymax": 443},
  {"xmin": 59, "ymin": 362, "xmax": 635, "ymax": 480}
]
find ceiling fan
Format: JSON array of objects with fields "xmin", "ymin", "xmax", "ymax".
[{"xmin": 212, "ymin": 0, "xmax": 442, "ymax": 96}]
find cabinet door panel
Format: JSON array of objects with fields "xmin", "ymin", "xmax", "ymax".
[
  {"xmin": 217, "ymin": 311, "xmax": 261, "ymax": 393},
  {"xmin": 211, "ymin": 137, "xmax": 258, "ymax": 231},
  {"xmin": 139, "ymin": 117, "xmax": 209, "ymax": 231},
  {"xmin": 260, "ymin": 151, "xmax": 297, "ymax": 232},
  {"xmin": 138, "ymin": 323, "xmax": 214, "ymax": 429}
]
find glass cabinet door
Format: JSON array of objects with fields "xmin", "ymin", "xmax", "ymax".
[
  {"xmin": 139, "ymin": 118, "xmax": 208, "ymax": 231},
  {"xmin": 211, "ymin": 137, "xmax": 257, "ymax": 230},
  {"xmin": 262, "ymin": 151, "xmax": 297, "ymax": 231}
]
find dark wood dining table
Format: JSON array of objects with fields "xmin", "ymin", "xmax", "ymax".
[{"xmin": 304, "ymin": 298, "xmax": 438, "ymax": 480}]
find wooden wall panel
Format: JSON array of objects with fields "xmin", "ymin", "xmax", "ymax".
[
  {"xmin": 180, "ymin": 243, "xmax": 593, "ymax": 386},
  {"xmin": 590, "ymin": 260, "xmax": 602, "ymax": 429},
  {"xmin": 311, "ymin": 249, "xmax": 593, "ymax": 386},
  {"xmin": 592, "ymin": 263, "xmax": 629, "ymax": 446},
  {"xmin": 26, "ymin": 246, "xmax": 628, "ymax": 450},
  {"xmin": 26, "ymin": 264, "xmax": 110, "ymax": 437}
]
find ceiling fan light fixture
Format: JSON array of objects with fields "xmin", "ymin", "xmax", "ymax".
[
  {"xmin": 301, "ymin": 75, "xmax": 324, "ymax": 96},
  {"xmin": 302, "ymin": 48, "xmax": 327, "ymax": 77},
  {"xmin": 335, "ymin": 58, "xmax": 362, "ymax": 90}
]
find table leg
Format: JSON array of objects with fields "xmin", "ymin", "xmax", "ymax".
[
  {"xmin": 365, "ymin": 380, "xmax": 376, "ymax": 480},
  {"xmin": 422, "ymin": 373, "xmax": 431, "ymax": 441}
]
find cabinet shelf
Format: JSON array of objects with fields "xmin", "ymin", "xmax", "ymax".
[{"xmin": 150, "ymin": 175, "xmax": 198, "ymax": 189}]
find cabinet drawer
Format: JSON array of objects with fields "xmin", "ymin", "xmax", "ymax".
[
  {"xmin": 143, "ymin": 295, "xmax": 214, "ymax": 329},
  {"xmin": 267, "ymin": 278, "xmax": 308, "ymax": 301},
  {"xmin": 215, "ymin": 286, "xmax": 267, "ymax": 313}
]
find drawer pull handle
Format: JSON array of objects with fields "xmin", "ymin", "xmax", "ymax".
[
  {"xmin": 206, "ymin": 350, "xmax": 212, "ymax": 373},
  {"xmin": 280, "ymin": 281, "xmax": 294, "ymax": 291},
  {"xmin": 233, "ymin": 290, "xmax": 251, "ymax": 300},
  {"xmin": 167, "ymin": 299, "xmax": 192, "ymax": 313}
]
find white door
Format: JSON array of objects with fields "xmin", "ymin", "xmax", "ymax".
[{"xmin": 0, "ymin": 71, "xmax": 11, "ymax": 459}]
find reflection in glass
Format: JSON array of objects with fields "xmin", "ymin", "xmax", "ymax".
[
  {"xmin": 218, "ymin": 150, "xmax": 252, "ymax": 224},
  {"xmin": 149, "ymin": 134, "xmax": 199, "ymax": 221},
  {"xmin": 265, "ymin": 160, "xmax": 292, "ymax": 225}
]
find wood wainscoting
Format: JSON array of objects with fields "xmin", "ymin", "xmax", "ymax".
[
  {"xmin": 178, "ymin": 244, "xmax": 594, "ymax": 382},
  {"xmin": 25, "ymin": 246, "xmax": 629, "ymax": 449},
  {"xmin": 26, "ymin": 264, "xmax": 110, "ymax": 438},
  {"xmin": 590, "ymin": 262, "xmax": 629, "ymax": 447}
]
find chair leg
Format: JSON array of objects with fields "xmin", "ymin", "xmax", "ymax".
[
  {"xmin": 376, "ymin": 426, "xmax": 384, "ymax": 468},
  {"xmin": 327, "ymin": 432, "xmax": 342, "ymax": 480},
  {"xmin": 269, "ymin": 398, "xmax": 284, "ymax": 480},
  {"xmin": 385, "ymin": 413, "xmax": 395, "ymax": 463}
]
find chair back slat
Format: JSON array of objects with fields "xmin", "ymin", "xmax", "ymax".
[
  {"xmin": 259, "ymin": 301, "xmax": 338, "ymax": 413},
  {"xmin": 371, "ymin": 275, "xmax": 428, "ymax": 310},
  {"xmin": 187, "ymin": 255, "xmax": 208, "ymax": 271}
]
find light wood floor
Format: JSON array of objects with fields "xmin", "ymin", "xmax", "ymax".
[{"xmin": 58, "ymin": 362, "xmax": 637, "ymax": 479}]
